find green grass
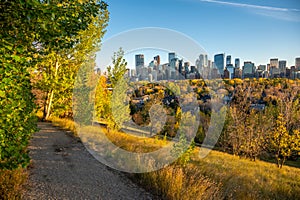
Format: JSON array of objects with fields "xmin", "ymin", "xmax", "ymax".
[{"xmin": 49, "ymin": 117, "xmax": 300, "ymax": 199}]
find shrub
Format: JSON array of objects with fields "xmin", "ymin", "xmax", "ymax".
[{"xmin": 0, "ymin": 57, "xmax": 37, "ymax": 170}]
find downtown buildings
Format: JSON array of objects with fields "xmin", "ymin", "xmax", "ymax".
[{"xmin": 124, "ymin": 52, "xmax": 300, "ymax": 82}]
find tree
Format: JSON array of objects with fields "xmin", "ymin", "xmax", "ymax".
[
  {"xmin": 32, "ymin": 1, "xmax": 109, "ymax": 120},
  {"xmin": 238, "ymin": 109, "xmax": 269, "ymax": 161},
  {"xmin": 73, "ymin": 60, "xmax": 99, "ymax": 126},
  {"xmin": 107, "ymin": 48, "xmax": 128, "ymax": 88},
  {"xmin": 270, "ymin": 114, "xmax": 300, "ymax": 168},
  {"xmin": 110, "ymin": 76, "xmax": 131, "ymax": 130},
  {"xmin": 171, "ymin": 112, "xmax": 196, "ymax": 166},
  {"xmin": 225, "ymin": 83, "xmax": 251, "ymax": 156},
  {"xmin": 224, "ymin": 82, "xmax": 270, "ymax": 160},
  {"xmin": 95, "ymin": 75, "xmax": 111, "ymax": 121},
  {"xmin": 276, "ymin": 86, "xmax": 300, "ymax": 132},
  {"xmin": 97, "ymin": 48, "xmax": 130, "ymax": 131}
]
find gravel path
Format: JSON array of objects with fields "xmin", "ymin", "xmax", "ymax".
[{"xmin": 24, "ymin": 122, "xmax": 155, "ymax": 200}]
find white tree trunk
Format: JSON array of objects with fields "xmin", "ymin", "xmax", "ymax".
[{"xmin": 45, "ymin": 59, "xmax": 59, "ymax": 120}]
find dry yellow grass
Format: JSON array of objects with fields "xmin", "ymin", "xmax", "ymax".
[
  {"xmin": 48, "ymin": 116, "xmax": 77, "ymax": 135},
  {"xmin": 191, "ymin": 149, "xmax": 300, "ymax": 199},
  {"xmin": 136, "ymin": 164, "xmax": 223, "ymax": 200},
  {"xmin": 0, "ymin": 169, "xmax": 28, "ymax": 200},
  {"xmin": 101, "ymin": 128, "xmax": 168, "ymax": 153}
]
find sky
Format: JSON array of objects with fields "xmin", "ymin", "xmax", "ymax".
[{"xmin": 98, "ymin": 0, "xmax": 300, "ymax": 69}]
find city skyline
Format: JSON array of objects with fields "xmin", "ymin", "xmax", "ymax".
[
  {"xmin": 99, "ymin": 0, "xmax": 300, "ymax": 67},
  {"xmin": 124, "ymin": 51, "xmax": 300, "ymax": 70},
  {"xmin": 119, "ymin": 51, "xmax": 300, "ymax": 81}
]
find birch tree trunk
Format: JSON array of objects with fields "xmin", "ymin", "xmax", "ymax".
[{"xmin": 44, "ymin": 58, "xmax": 59, "ymax": 120}]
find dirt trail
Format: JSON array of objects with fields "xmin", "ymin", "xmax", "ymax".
[{"xmin": 24, "ymin": 122, "xmax": 155, "ymax": 200}]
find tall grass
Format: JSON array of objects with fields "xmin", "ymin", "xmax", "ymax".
[
  {"xmin": 48, "ymin": 116, "xmax": 77, "ymax": 135},
  {"xmin": 135, "ymin": 163, "xmax": 223, "ymax": 200},
  {"xmin": 49, "ymin": 117, "xmax": 300, "ymax": 199},
  {"xmin": 0, "ymin": 169, "xmax": 28, "ymax": 199},
  {"xmin": 101, "ymin": 128, "xmax": 168, "ymax": 153}
]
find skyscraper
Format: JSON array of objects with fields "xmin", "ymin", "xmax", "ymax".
[
  {"xmin": 279, "ymin": 60, "xmax": 287, "ymax": 77},
  {"xmin": 168, "ymin": 52, "xmax": 176, "ymax": 64},
  {"xmin": 235, "ymin": 58, "xmax": 240, "ymax": 68},
  {"xmin": 270, "ymin": 58, "xmax": 279, "ymax": 78},
  {"xmin": 208, "ymin": 60, "xmax": 212, "ymax": 68},
  {"xmin": 226, "ymin": 65, "xmax": 234, "ymax": 79},
  {"xmin": 184, "ymin": 62, "xmax": 190, "ymax": 75},
  {"xmin": 196, "ymin": 54, "xmax": 208, "ymax": 68},
  {"xmin": 279, "ymin": 60, "xmax": 286, "ymax": 69},
  {"xmin": 135, "ymin": 54, "xmax": 144, "ymax": 74},
  {"xmin": 170, "ymin": 57, "xmax": 179, "ymax": 71},
  {"xmin": 243, "ymin": 61, "xmax": 255, "ymax": 78},
  {"xmin": 178, "ymin": 59, "xmax": 183, "ymax": 74},
  {"xmin": 196, "ymin": 54, "xmax": 208, "ymax": 77},
  {"xmin": 270, "ymin": 58, "xmax": 279, "ymax": 68},
  {"xmin": 226, "ymin": 55, "xmax": 232, "ymax": 66},
  {"xmin": 296, "ymin": 57, "xmax": 300, "ymax": 71},
  {"xmin": 214, "ymin": 53, "xmax": 225, "ymax": 75}
]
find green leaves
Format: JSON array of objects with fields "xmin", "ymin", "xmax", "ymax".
[
  {"xmin": 33, "ymin": 4, "xmax": 109, "ymax": 120},
  {"xmin": 0, "ymin": 91, "xmax": 5, "ymax": 98},
  {"xmin": 98, "ymin": 48, "xmax": 131, "ymax": 131},
  {"xmin": 108, "ymin": 48, "xmax": 128, "ymax": 88},
  {"xmin": 0, "ymin": 62, "xmax": 37, "ymax": 169},
  {"xmin": 0, "ymin": 0, "xmax": 108, "ymax": 169},
  {"xmin": 33, "ymin": 0, "xmax": 107, "ymax": 51}
]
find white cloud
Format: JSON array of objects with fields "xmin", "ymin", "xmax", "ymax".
[{"xmin": 200, "ymin": 0, "xmax": 300, "ymax": 21}]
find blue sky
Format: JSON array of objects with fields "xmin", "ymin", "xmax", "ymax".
[{"xmin": 100, "ymin": 0, "xmax": 300, "ymax": 68}]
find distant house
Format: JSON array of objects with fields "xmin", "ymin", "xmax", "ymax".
[{"xmin": 250, "ymin": 104, "xmax": 266, "ymax": 111}]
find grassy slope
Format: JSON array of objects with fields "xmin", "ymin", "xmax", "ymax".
[
  {"xmin": 49, "ymin": 116, "xmax": 300, "ymax": 199},
  {"xmin": 191, "ymin": 149, "xmax": 300, "ymax": 199}
]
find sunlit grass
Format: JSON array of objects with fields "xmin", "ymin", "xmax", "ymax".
[
  {"xmin": 136, "ymin": 164, "xmax": 223, "ymax": 200},
  {"xmin": 101, "ymin": 128, "xmax": 168, "ymax": 153},
  {"xmin": 49, "ymin": 117, "xmax": 300, "ymax": 199},
  {"xmin": 48, "ymin": 116, "xmax": 77, "ymax": 136},
  {"xmin": 191, "ymin": 149, "xmax": 300, "ymax": 199}
]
